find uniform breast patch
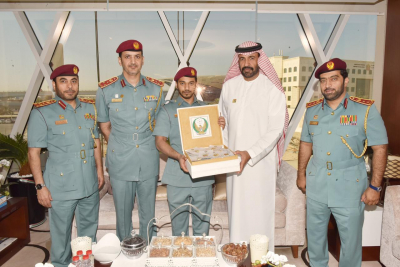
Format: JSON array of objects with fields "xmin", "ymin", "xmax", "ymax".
[
  {"xmin": 84, "ymin": 113, "xmax": 95, "ymax": 120},
  {"xmin": 310, "ymin": 121, "xmax": 319, "ymax": 125},
  {"xmin": 55, "ymin": 119, "xmax": 68, "ymax": 125},
  {"xmin": 144, "ymin": 95, "xmax": 158, "ymax": 102},
  {"xmin": 340, "ymin": 115, "xmax": 357, "ymax": 125}
]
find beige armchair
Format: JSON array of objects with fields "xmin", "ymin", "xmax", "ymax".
[{"xmin": 380, "ymin": 185, "xmax": 400, "ymax": 267}]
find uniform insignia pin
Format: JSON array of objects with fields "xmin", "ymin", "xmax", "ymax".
[
  {"xmin": 232, "ymin": 99, "xmax": 237, "ymax": 103},
  {"xmin": 174, "ymin": 114, "xmax": 178, "ymax": 118},
  {"xmin": 59, "ymin": 115, "xmax": 64, "ymax": 119},
  {"xmin": 121, "ymin": 94, "xmax": 124, "ymax": 98},
  {"xmin": 313, "ymin": 115, "xmax": 318, "ymax": 119},
  {"xmin": 115, "ymin": 94, "xmax": 119, "ymax": 98}
]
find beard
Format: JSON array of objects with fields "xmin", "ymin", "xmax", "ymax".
[
  {"xmin": 55, "ymin": 85, "xmax": 78, "ymax": 101},
  {"xmin": 322, "ymin": 82, "xmax": 345, "ymax": 101},
  {"xmin": 240, "ymin": 65, "xmax": 260, "ymax": 79},
  {"xmin": 179, "ymin": 90, "xmax": 195, "ymax": 100}
]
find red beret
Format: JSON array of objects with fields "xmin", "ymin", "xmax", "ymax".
[
  {"xmin": 174, "ymin": 67, "xmax": 197, "ymax": 82},
  {"xmin": 50, "ymin": 64, "xmax": 79, "ymax": 80},
  {"xmin": 116, "ymin": 40, "xmax": 143, "ymax": 53},
  {"xmin": 315, "ymin": 58, "xmax": 347, "ymax": 78}
]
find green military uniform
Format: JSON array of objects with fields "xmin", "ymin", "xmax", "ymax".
[
  {"xmin": 153, "ymin": 96, "xmax": 215, "ymax": 236},
  {"xmin": 96, "ymin": 74, "xmax": 164, "ymax": 242},
  {"xmin": 301, "ymin": 94, "xmax": 388, "ymax": 267},
  {"xmin": 28, "ymin": 96, "xmax": 100, "ymax": 267}
]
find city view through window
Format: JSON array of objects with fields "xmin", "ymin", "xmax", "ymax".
[{"xmin": 0, "ymin": 12, "xmax": 377, "ymax": 169}]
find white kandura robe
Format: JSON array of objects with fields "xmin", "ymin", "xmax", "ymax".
[{"xmin": 219, "ymin": 74, "xmax": 286, "ymax": 251}]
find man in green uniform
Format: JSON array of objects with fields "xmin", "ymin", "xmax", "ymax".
[
  {"xmin": 153, "ymin": 67, "xmax": 225, "ymax": 236},
  {"xmin": 28, "ymin": 64, "xmax": 104, "ymax": 267},
  {"xmin": 297, "ymin": 58, "xmax": 388, "ymax": 267},
  {"xmin": 96, "ymin": 40, "xmax": 164, "ymax": 243}
]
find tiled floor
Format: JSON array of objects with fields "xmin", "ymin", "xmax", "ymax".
[{"xmin": 4, "ymin": 215, "xmax": 382, "ymax": 267}]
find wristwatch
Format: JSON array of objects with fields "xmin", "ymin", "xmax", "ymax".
[
  {"xmin": 35, "ymin": 184, "xmax": 46, "ymax": 190},
  {"xmin": 369, "ymin": 184, "xmax": 382, "ymax": 192}
]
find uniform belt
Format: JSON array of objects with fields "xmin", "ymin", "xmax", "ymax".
[
  {"xmin": 312, "ymin": 157, "xmax": 364, "ymax": 170},
  {"xmin": 49, "ymin": 149, "xmax": 94, "ymax": 159},
  {"xmin": 112, "ymin": 129, "xmax": 152, "ymax": 141}
]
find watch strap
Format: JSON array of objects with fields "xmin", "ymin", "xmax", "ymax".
[{"xmin": 369, "ymin": 184, "xmax": 382, "ymax": 192}]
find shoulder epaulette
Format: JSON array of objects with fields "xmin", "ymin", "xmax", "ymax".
[
  {"xmin": 33, "ymin": 99, "xmax": 56, "ymax": 108},
  {"xmin": 79, "ymin": 97, "xmax": 95, "ymax": 104},
  {"xmin": 99, "ymin": 76, "xmax": 118, "ymax": 89},
  {"xmin": 146, "ymin": 76, "xmax": 164, "ymax": 87},
  {"xmin": 306, "ymin": 98, "xmax": 324, "ymax": 109},
  {"xmin": 349, "ymin": 96, "xmax": 374, "ymax": 106}
]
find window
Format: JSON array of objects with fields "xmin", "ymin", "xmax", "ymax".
[
  {"xmin": 294, "ymin": 67, "xmax": 297, "ymax": 72},
  {"xmin": 351, "ymin": 87, "xmax": 355, "ymax": 92},
  {"xmin": 352, "ymin": 78, "xmax": 356, "ymax": 83},
  {"xmin": 369, "ymin": 70, "xmax": 372, "ymax": 75},
  {"xmin": 283, "ymin": 87, "xmax": 286, "ymax": 91},
  {"xmin": 358, "ymin": 69, "xmax": 361, "ymax": 74},
  {"xmin": 294, "ymin": 76, "xmax": 297, "ymax": 82},
  {"xmin": 288, "ymin": 96, "xmax": 291, "ymax": 101},
  {"xmin": 287, "ymin": 105, "xmax": 291, "ymax": 108},
  {"xmin": 288, "ymin": 77, "xmax": 292, "ymax": 82},
  {"xmin": 347, "ymin": 69, "xmax": 350, "ymax": 73},
  {"xmin": 284, "ymin": 77, "xmax": 287, "ymax": 82},
  {"xmin": 302, "ymin": 66, "xmax": 306, "ymax": 71},
  {"xmin": 352, "ymin": 69, "xmax": 355, "ymax": 74},
  {"xmin": 284, "ymin": 68, "xmax": 287, "ymax": 73},
  {"xmin": 309, "ymin": 66, "xmax": 313, "ymax": 72},
  {"xmin": 289, "ymin": 67, "xmax": 292, "ymax": 73},
  {"xmin": 288, "ymin": 86, "xmax": 292, "ymax": 91},
  {"xmin": 302, "ymin": 76, "xmax": 306, "ymax": 81},
  {"xmin": 363, "ymin": 70, "xmax": 367, "ymax": 74}
]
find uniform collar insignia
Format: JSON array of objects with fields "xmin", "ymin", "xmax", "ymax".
[
  {"xmin": 58, "ymin": 100, "xmax": 66, "ymax": 110},
  {"xmin": 344, "ymin": 98, "xmax": 348, "ymax": 109},
  {"xmin": 142, "ymin": 78, "xmax": 146, "ymax": 86},
  {"xmin": 121, "ymin": 79, "xmax": 126, "ymax": 88}
]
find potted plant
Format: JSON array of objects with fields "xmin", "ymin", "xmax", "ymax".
[{"xmin": 0, "ymin": 132, "xmax": 46, "ymax": 226}]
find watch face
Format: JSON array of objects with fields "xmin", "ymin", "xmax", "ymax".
[{"xmin": 36, "ymin": 184, "xmax": 42, "ymax": 190}]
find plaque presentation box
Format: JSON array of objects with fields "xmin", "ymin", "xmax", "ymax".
[{"xmin": 177, "ymin": 105, "xmax": 240, "ymax": 178}]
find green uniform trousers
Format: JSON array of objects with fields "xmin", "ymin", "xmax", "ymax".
[
  {"xmin": 49, "ymin": 191, "xmax": 99, "ymax": 267},
  {"xmin": 110, "ymin": 177, "xmax": 157, "ymax": 244},
  {"xmin": 167, "ymin": 185, "xmax": 213, "ymax": 236},
  {"xmin": 307, "ymin": 197, "xmax": 365, "ymax": 267}
]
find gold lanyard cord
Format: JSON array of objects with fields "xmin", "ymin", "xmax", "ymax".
[
  {"xmin": 90, "ymin": 103, "xmax": 98, "ymax": 148},
  {"xmin": 340, "ymin": 105, "xmax": 371, "ymax": 158},
  {"xmin": 148, "ymin": 86, "xmax": 163, "ymax": 132}
]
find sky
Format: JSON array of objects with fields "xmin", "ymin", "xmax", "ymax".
[{"xmin": 0, "ymin": 11, "xmax": 377, "ymax": 92}]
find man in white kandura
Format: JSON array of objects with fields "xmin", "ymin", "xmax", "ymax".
[{"xmin": 219, "ymin": 41, "xmax": 288, "ymax": 250}]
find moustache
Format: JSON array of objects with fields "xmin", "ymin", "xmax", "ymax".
[
  {"xmin": 241, "ymin": 67, "xmax": 253, "ymax": 71},
  {"xmin": 129, "ymin": 64, "xmax": 138, "ymax": 68}
]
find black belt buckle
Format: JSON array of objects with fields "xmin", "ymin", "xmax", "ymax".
[
  {"xmin": 80, "ymin": 150, "xmax": 86, "ymax": 159},
  {"xmin": 326, "ymin": 161, "xmax": 333, "ymax": 170}
]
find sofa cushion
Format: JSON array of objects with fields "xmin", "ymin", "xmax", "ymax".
[
  {"xmin": 156, "ymin": 185, "xmax": 167, "ymax": 201},
  {"xmin": 275, "ymin": 187, "xmax": 287, "ymax": 213},
  {"xmin": 393, "ymin": 235, "xmax": 400, "ymax": 260},
  {"xmin": 275, "ymin": 212, "xmax": 286, "ymax": 229},
  {"xmin": 99, "ymin": 174, "xmax": 110, "ymax": 199},
  {"xmin": 214, "ymin": 174, "xmax": 227, "ymax": 200}
]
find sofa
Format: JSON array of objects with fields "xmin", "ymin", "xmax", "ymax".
[
  {"xmin": 72, "ymin": 156, "xmax": 305, "ymax": 257},
  {"xmin": 380, "ymin": 185, "xmax": 400, "ymax": 266}
]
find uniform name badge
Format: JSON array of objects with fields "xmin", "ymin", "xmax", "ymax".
[
  {"xmin": 112, "ymin": 98, "xmax": 122, "ymax": 102},
  {"xmin": 55, "ymin": 119, "xmax": 68, "ymax": 125},
  {"xmin": 310, "ymin": 121, "xmax": 319, "ymax": 125},
  {"xmin": 189, "ymin": 115, "xmax": 212, "ymax": 139}
]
